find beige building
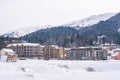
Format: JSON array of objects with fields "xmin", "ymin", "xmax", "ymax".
[
  {"xmin": 7, "ymin": 43, "xmax": 44, "ymax": 60},
  {"xmin": 43, "ymin": 45, "xmax": 65, "ymax": 60}
]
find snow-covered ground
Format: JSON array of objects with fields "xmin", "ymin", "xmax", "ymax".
[{"xmin": 0, "ymin": 60, "xmax": 120, "ymax": 80}]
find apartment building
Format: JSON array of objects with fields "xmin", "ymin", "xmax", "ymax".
[
  {"xmin": 66, "ymin": 47, "xmax": 107, "ymax": 60},
  {"xmin": 7, "ymin": 43, "xmax": 44, "ymax": 59},
  {"xmin": 43, "ymin": 45, "xmax": 65, "ymax": 60}
]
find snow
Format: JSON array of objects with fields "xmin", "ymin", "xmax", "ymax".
[
  {"xmin": 51, "ymin": 45, "xmax": 60, "ymax": 49},
  {"xmin": 117, "ymin": 28, "xmax": 120, "ymax": 33},
  {"xmin": 1, "ymin": 48, "xmax": 16, "ymax": 56},
  {"xmin": 108, "ymin": 48, "xmax": 120, "ymax": 58},
  {"xmin": 2, "ymin": 13, "xmax": 117, "ymax": 38},
  {"xmin": 1, "ymin": 48, "xmax": 15, "ymax": 53},
  {"xmin": 0, "ymin": 60, "xmax": 120, "ymax": 80},
  {"xmin": 0, "ymin": 56, "xmax": 7, "ymax": 62},
  {"xmin": 2, "ymin": 25, "xmax": 53, "ymax": 38},
  {"xmin": 63, "ymin": 13, "xmax": 117, "ymax": 29},
  {"xmin": 7, "ymin": 43, "xmax": 43, "ymax": 47}
]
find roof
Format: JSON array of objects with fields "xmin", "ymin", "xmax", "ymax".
[
  {"xmin": 1, "ymin": 48, "xmax": 15, "ymax": 55},
  {"xmin": 51, "ymin": 45, "xmax": 59, "ymax": 49},
  {"xmin": 2, "ymin": 48, "xmax": 14, "ymax": 52},
  {"xmin": 7, "ymin": 43, "xmax": 43, "ymax": 47},
  {"xmin": 71, "ymin": 46, "xmax": 102, "ymax": 50},
  {"xmin": 101, "ymin": 43, "xmax": 117, "ymax": 46}
]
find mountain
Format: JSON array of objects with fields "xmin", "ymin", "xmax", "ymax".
[
  {"xmin": 0, "ymin": 12, "xmax": 120, "ymax": 48},
  {"xmin": 3, "ymin": 31, "xmax": 21, "ymax": 38},
  {"xmin": 21, "ymin": 27, "xmax": 79, "ymax": 47},
  {"xmin": 2, "ymin": 13, "xmax": 117, "ymax": 38},
  {"xmin": 78, "ymin": 12, "xmax": 120, "ymax": 44},
  {"xmin": 21, "ymin": 12, "xmax": 120, "ymax": 47},
  {"xmin": 2, "ymin": 25, "xmax": 53, "ymax": 38},
  {"xmin": 63, "ymin": 13, "xmax": 116, "ymax": 29}
]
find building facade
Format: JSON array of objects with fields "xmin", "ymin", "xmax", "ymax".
[
  {"xmin": 66, "ymin": 47, "xmax": 107, "ymax": 60},
  {"xmin": 7, "ymin": 43, "xmax": 44, "ymax": 59},
  {"xmin": 43, "ymin": 45, "xmax": 65, "ymax": 60}
]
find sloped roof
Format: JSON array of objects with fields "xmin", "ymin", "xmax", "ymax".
[{"xmin": 1, "ymin": 48, "xmax": 15, "ymax": 55}]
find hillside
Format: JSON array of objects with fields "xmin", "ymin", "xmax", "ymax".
[
  {"xmin": 0, "ymin": 12, "xmax": 120, "ymax": 48},
  {"xmin": 1, "ymin": 13, "xmax": 116, "ymax": 38},
  {"xmin": 63, "ymin": 13, "xmax": 116, "ymax": 28},
  {"xmin": 80, "ymin": 12, "xmax": 120, "ymax": 44},
  {"xmin": 21, "ymin": 13, "xmax": 120, "ymax": 47},
  {"xmin": 2, "ymin": 25, "xmax": 53, "ymax": 38},
  {"xmin": 21, "ymin": 27, "xmax": 80, "ymax": 47}
]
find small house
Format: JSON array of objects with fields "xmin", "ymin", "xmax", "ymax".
[{"xmin": 0, "ymin": 48, "xmax": 18, "ymax": 62}]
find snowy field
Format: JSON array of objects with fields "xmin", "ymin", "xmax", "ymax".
[{"xmin": 0, "ymin": 60, "xmax": 120, "ymax": 80}]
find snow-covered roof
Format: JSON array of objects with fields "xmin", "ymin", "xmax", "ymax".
[
  {"xmin": 2, "ymin": 48, "xmax": 14, "ymax": 53},
  {"xmin": 64, "ymin": 48, "xmax": 71, "ymax": 51},
  {"xmin": 1, "ymin": 48, "xmax": 15, "ymax": 55},
  {"xmin": 101, "ymin": 43, "xmax": 117, "ymax": 46},
  {"xmin": 7, "ymin": 43, "xmax": 42, "ymax": 47},
  {"xmin": 110, "ymin": 48, "xmax": 120, "ymax": 53},
  {"xmin": 77, "ymin": 46, "xmax": 102, "ymax": 49},
  {"xmin": 51, "ymin": 45, "xmax": 59, "ymax": 49}
]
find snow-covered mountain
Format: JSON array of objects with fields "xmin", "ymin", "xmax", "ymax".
[
  {"xmin": 2, "ymin": 13, "xmax": 117, "ymax": 38},
  {"xmin": 2, "ymin": 25, "xmax": 52, "ymax": 38},
  {"xmin": 63, "ymin": 13, "xmax": 117, "ymax": 29},
  {"xmin": 3, "ymin": 31, "xmax": 22, "ymax": 38}
]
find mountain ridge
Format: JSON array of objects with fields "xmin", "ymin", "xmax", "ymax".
[
  {"xmin": 21, "ymin": 12, "xmax": 120, "ymax": 47},
  {"xmin": 1, "ymin": 12, "xmax": 117, "ymax": 38},
  {"xmin": 63, "ymin": 13, "xmax": 117, "ymax": 29}
]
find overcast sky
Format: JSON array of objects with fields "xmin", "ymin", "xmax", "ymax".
[{"xmin": 0, "ymin": 0, "xmax": 120, "ymax": 34}]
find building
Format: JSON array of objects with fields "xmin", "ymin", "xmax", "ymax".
[
  {"xmin": 96, "ymin": 35, "xmax": 106, "ymax": 45},
  {"xmin": 111, "ymin": 52, "xmax": 120, "ymax": 60},
  {"xmin": 108, "ymin": 48, "xmax": 120, "ymax": 60},
  {"xmin": 100, "ymin": 43, "xmax": 118, "ymax": 50},
  {"xmin": 43, "ymin": 45, "xmax": 65, "ymax": 60},
  {"xmin": 7, "ymin": 43, "xmax": 44, "ymax": 59},
  {"xmin": 0, "ymin": 48, "xmax": 18, "ymax": 62},
  {"xmin": 66, "ymin": 47, "xmax": 107, "ymax": 60}
]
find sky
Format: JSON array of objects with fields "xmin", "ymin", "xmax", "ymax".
[{"xmin": 0, "ymin": 0, "xmax": 120, "ymax": 34}]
